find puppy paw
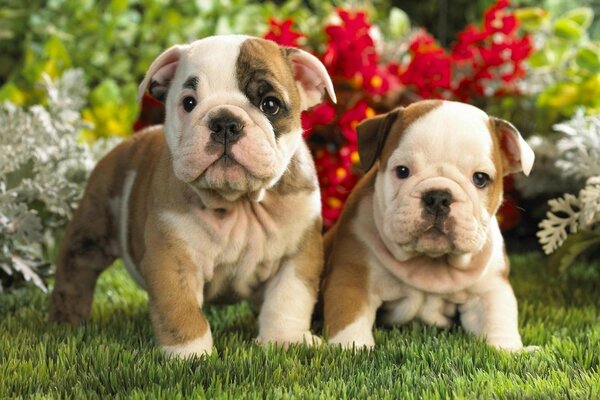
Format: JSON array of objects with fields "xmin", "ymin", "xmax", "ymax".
[
  {"xmin": 520, "ymin": 345, "xmax": 541, "ymax": 353},
  {"xmin": 256, "ymin": 331, "xmax": 322, "ymax": 348},
  {"xmin": 328, "ymin": 338, "xmax": 374, "ymax": 350},
  {"xmin": 328, "ymin": 331, "xmax": 375, "ymax": 350},
  {"xmin": 162, "ymin": 334, "xmax": 214, "ymax": 359},
  {"xmin": 420, "ymin": 313, "xmax": 453, "ymax": 328},
  {"xmin": 488, "ymin": 338, "xmax": 535, "ymax": 353}
]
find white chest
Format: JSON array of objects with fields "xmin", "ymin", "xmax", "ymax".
[{"xmin": 160, "ymin": 189, "xmax": 321, "ymax": 301}]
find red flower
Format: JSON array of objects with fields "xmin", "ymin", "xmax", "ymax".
[
  {"xmin": 322, "ymin": 9, "xmax": 378, "ymax": 82},
  {"xmin": 484, "ymin": 0, "xmax": 517, "ymax": 35},
  {"xmin": 301, "ymin": 102, "xmax": 336, "ymax": 138},
  {"xmin": 257, "ymin": 3, "xmax": 533, "ymax": 229},
  {"xmin": 339, "ymin": 101, "xmax": 375, "ymax": 143},
  {"xmin": 263, "ymin": 17, "xmax": 304, "ymax": 47},
  {"xmin": 399, "ymin": 31, "xmax": 452, "ymax": 98},
  {"xmin": 315, "ymin": 145, "xmax": 361, "ymax": 228},
  {"xmin": 449, "ymin": 0, "xmax": 533, "ymax": 100}
]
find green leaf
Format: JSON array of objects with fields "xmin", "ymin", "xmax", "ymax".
[
  {"xmin": 548, "ymin": 230, "xmax": 600, "ymax": 272},
  {"xmin": 536, "ymin": 82, "xmax": 580, "ymax": 110},
  {"xmin": 553, "ymin": 18, "xmax": 584, "ymax": 41},
  {"xmin": 562, "ymin": 7, "xmax": 594, "ymax": 30},
  {"xmin": 527, "ymin": 47, "xmax": 552, "ymax": 68},
  {"xmin": 110, "ymin": 0, "xmax": 129, "ymax": 15},
  {"xmin": 388, "ymin": 8, "xmax": 410, "ymax": 39},
  {"xmin": 575, "ymin": 46, "xmax": 600, "ymax": 73},
  {"xmin": 89, "ymin": 79, "xmax": 122, "ymax": 106},
  {"xmin": 515, "ymin": 7, "xmax": 548, "ymax": 31},
  {"xmin": 0, "ymin": 82, "xmax": 27, "ymax": 104}
]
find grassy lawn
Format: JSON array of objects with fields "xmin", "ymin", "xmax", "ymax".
[{"xmin": 1, "ymin": 252, "xmax": 599, "ymax": 398}]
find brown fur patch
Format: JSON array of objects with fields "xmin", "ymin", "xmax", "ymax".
[
  {"xmin": 48, "ymin": 129, "xmax": 164, "ymax": 324},
  {"xmin": 322, "ymin": 168, "xmax": 377, "ymax": 337},
  {"xmin": 236, "ymin": 38, "xmax": 301, "ymax": 137},
  {"xmin": 379, "ymin": 100, "xmax": 443, "ymax": 170},
  {"xmin": 294, "ymin": 219, "xmax": 324, "ymax": 297},
  {"xmin": 486, "ymin": 119, "xmax": 505, "ymax": 216},
  {"xmin": 124, "ymin": 130, "xmax": 166, "ymax": 267},
  {"xmin": 143, "ymin": 217, "xmax": 210, "ymax": 346}
]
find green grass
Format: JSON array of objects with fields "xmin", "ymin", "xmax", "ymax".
[{"xmin": 1, "ymin": 253, "xmax": 599, "ymax": 399}]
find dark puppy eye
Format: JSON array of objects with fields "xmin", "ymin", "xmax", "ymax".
[
  {"xmin": 260, "ymin": 96, "xmax": 281, "ymax": 116},
  {"xmin": 473, "ymin": 172, "xmax": 490, "ymax": 188},
  {"xmin": 182, "ymin": 96, "xmax": 197, "ymax": 112},
  {"xmin": 395, "ymin": 166, "xmax": 410, "ymax": 179}
]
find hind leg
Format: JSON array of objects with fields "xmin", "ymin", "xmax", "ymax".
[{"xmin": 49, "ymin": 181, "xmax": 118, "ymax": 324}]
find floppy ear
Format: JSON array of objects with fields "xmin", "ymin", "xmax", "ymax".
[
  {"xmin": 283, "ymin": 47, "xmax": 336, "ymax": 110},
  {"xmin": 357, "ymin": 108, "xmax": 402, "ymax": 173},
  {"xmin": 138, "ymin": 44, "xmax": 187, "ymax": 103},
  {"xmin": 491, "ymin": 117, "xmax": 535, "ymax": 176}
]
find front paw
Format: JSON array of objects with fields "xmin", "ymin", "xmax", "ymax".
[
  {"xmin": 256, "ymin": 331, "xmax": 322, "ymax": 348},
  {"xmin": 487, "ymin": 336, "xmax": 529, "ymax": 352},
  {"xmin": 328, "ymin": 331, "xmax": 375, "ymax": 350},
  {"xmin": 162, "ymin": 333, "xmax": 214, "ymax": 359},
  {"xmin": 491, "ymin": 343, "xmax": 541, "ymax": 353}
]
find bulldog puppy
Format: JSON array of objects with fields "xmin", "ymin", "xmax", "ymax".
[
  {"xmin": 322, "ymin": 100, "xmax": 535, "ymax": 351},
  {"xmin": 49, "ymin": 35, "xmax": 336, "ymax": 358}
]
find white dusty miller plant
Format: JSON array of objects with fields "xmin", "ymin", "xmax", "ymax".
[
  {"xmin": 536, "ymin": 111, "xmax": 600, "ymax": 269},
  {"xmin": 0, "ymin": 70, "xmax": 108, "ymax": 291}
]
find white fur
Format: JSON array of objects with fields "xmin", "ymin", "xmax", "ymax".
[
  {"xmin": 375, "ymin": 101, "xmax": 498, "ymax": 260},
  {"xmin": 158, "ymin": 181, "xmax": 321, "ymax": 303},
  {"xmin": 329, "ymin": 309, "xmax": 377, "ymax": 350},
  {"xmin": 162, "ymin": 329, "xmax": 214, "ymax": 358},
  {"xmin": 164, "ymin": 36, "xmax": 247, "ymax": 154},
  {"xmin": 459, "ymin": 279, "xmax": 523, "ymax": 351},
  {"xmin": 119, "ymin": 170, "xmax": 146, "ymax": 288},
  {"xmin": 256, "ymin": 259, "xmax": 321, "ymax": 346},
  {"xmin": 150, "ymin": 36, "xmax": 333, "ymax": 203},
  {"xmin": 333, "ymin": 101, "xmax": 533, "ymax": 351},
  {"xmin": 133, "ymin": 36, "xmax": 332, "ymax": 353}
]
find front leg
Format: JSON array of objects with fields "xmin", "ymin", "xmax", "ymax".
[
  {"xmin": 460, "ymin": 279, "xmax": 524, "ymax": 351},
  {"xmin": 323, "ymin": 260, "xmax": 380, "ymax": 349},
  {"xmin": 142, "ymin": 222, "xmax": 213, "ymax": 358},
  {"xmin": 256, "ymin": 225, "xmax": 323, "ymax": 347}
]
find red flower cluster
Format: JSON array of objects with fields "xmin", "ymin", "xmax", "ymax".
[
  {"xmin": 398, "ymin": 0, "xmax": 533, "ymax": 101},
  {"xmin": 265, "ymin": 9, "xmax": 393, "ymax": 227},
  {"xmin": 315, "ymin": 101, "xmax": 375, "ymax": 226},
  {"xmin": 262, "ymin": 2, "xmax": 533, "ymax": 229},
  {"xmin": 263, "ymin": 17, "xmax": 304, "ymax": 47},
  {"xmin": 320, "ymin": 10, "xmax": 400, "ymax": 96},
  {"xmin": 392, "ymin": 31, "xmax": 452, "ymax": 99}
]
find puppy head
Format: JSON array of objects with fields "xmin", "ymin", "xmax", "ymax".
[
  {"xmin": 358, "ymin": 100, "xmax": 534, "ymax": 259},
  {"xmin": 139, "ymin": 35, "xmax": 336, "ymax": 201}
]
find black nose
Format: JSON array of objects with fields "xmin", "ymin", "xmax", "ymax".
[
  {"xmin": 422, "ymin": 190, "xmax": 453, "ymax": 218},
  {"xmin": 209, "ymin": 114, "xmax": 244, "ymax": 145}
]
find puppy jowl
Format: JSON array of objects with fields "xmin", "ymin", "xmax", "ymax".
[
  {"xmin": 323, "ymin": 100, "xmax": 536, "ymax": 352},
  {"xmin": 49, "ymin": 35, "xmax": 335, "ymax": 358}
]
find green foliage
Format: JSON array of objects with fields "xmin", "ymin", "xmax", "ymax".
[
  {"xmin": 0, "ymin": 0, "xmax": 363, "ymax": 140},
  {"xmin": 517, "ymin": 5, "xmax": 600, "ymax": 132},
  {"xmin": 1, "ymin": 254, "xmax": 599, "ymax": 397}
]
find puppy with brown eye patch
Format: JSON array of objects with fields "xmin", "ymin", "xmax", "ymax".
[
  {"xmin": 322, "ymin": 100, "xmax": 537, "ymax": 351},
  {"xmin": 48, "ymin": 35, "xmax": 336, "ymax": 358}
]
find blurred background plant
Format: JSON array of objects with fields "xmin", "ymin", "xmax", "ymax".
[
  {"xmin": 0, "ymin": 0, "xmax": 598, "ymax": 290},
  {"xmin": 0, "ymin": 70, "xmax": 110, "ymax": 291}
]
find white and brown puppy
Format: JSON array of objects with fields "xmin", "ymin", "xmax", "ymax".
[
  {"xmin": 49, "ymin": 35, "xmax": 336, "ymax": 358},
  {"xmin": 322, "ymin": 100, "xmax": 535, "ymax": 351}
]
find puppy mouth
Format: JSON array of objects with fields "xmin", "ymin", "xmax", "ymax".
[
  {"xmin": 412, "ymin": 222, "xmax": 456, "ymax": 257},
  {"xmin": 189, "ymin": 152, "xmax": 267, "ymax": 197}
]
